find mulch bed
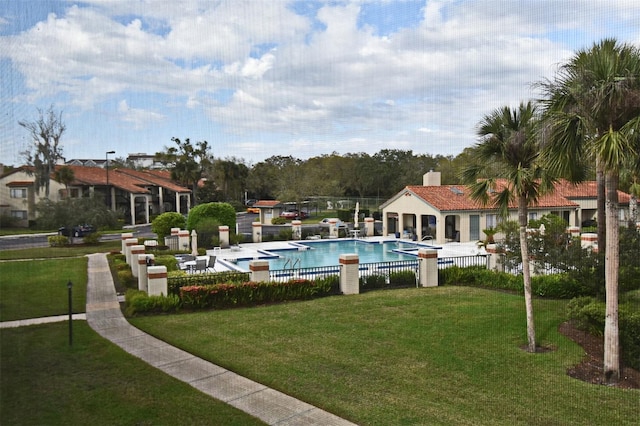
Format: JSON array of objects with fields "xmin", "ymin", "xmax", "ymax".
[{"xmin": 559, "ymin": 321, "xmax": 639, "ymax": 389}]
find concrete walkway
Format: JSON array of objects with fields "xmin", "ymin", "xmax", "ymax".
[{"xmin": 85, "ymin": 253, "xmax": 356, "ymax": 426}]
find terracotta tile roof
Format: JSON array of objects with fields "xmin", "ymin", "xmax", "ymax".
[
  {"xmin": 254, "ymin": 200, "xmax": 281, "ymax": 208},
  {"xmin": 6, "ymin": 180, "xmax": 34, "ymax": 187},
  {"xmin": 115, "ymin": 168, "xmax": 191, "ymax": 193},
  {"xmin": 405, "ymin": 183, "xmax": 579, "ymax": 212},
  {"xmin": 56, "ymin": 165, "xmax": 190, "ymax": 195},
  {"xmin": 554, "ymin": 179, "xmax": 630, "ymax": 204}
]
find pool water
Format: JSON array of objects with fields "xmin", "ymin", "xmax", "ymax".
[{"xmin": 234, "ymin": 240, "xmax": 427, "ymax": 270}]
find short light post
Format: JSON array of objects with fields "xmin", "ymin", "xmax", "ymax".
[
  {"xmin": 67, "ymin": 280, "xmax": 73, "ymax": 346},
  {"xmin": 105, "ymin": 150, "xmax": 115, "ymax": 184}
]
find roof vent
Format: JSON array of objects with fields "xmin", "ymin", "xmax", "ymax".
[{"xmin": 450, "ymin": 187, "xmax": 463, "ymax": 195}]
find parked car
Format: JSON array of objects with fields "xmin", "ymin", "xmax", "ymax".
[
  {"xmin": 58, "ymin": 224, "xmax": 95, "ymax": 237},
  {"xmin": 246, "ymin": 206, "xmax": 260, "ymax": 214},
  {"xmin": 280, "ymin": 210, "xmax": 308, "ymax": 219}
]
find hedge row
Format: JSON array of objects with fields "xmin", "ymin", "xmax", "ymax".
[
  {"xmin": 567, "ymin": 296, "xmax": 640, "ymax": 370},
  {"xmin": 438, "ymin": 266, "xmax": 591, "ymax": 299},
  {"xmin": 180, "ymin": 278, "xmax": 335, "ymax": 310}
]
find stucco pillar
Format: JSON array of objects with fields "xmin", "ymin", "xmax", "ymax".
[
  {"xmin": 252, "ymin": 222, "xmax": 262, "ymax": 243},
  {"xmin": 364, "ymin": 217, "xmax": 374, "ymax": 237},
  {"xmin": 144, "ymin": 195, "xmax": 150, "ymax": 224},
  {"xmin": 175, "ymin": 193, "xmax": 180, "ymax": 214},
  {"xmin": 292, "ymin": 220, "xmax": 302, "ymax": 240},
  {"xmin": 130, "ymin": 245, "xmax": 145, "ymax": 277},
  {"xmin": 121, "ymin": 232, "xmax": 133, "ymax": 253},
  {"xmin": 250, "ymin": 259, "xmax": 270, "ymax": 282},
  {"xmin": 418, "ymin": 248, "xmax": 438, "ymax": 287},
  {"xmin": 124, "ymin": 238, "xmax": 138, "ymax": 265},
  {"xmin": 581, "ymin": 233, "xmax": 598, "ymax": 251},
  {"xmin": 219, "ymin": 225, "xmax": 230, "ymax": 248},
  {"xmin": 129, "ymin": 194, "xmax": 136, "ymax": 225},
  {"xmin": 178, "ymin": 229, "xmax": 190, "ymax": 251},
  {"xmin": 171, "ymin": 227, "xmax": 180, "ymax": 237},
  {"xmin": 147, "ymin": 265, "xmax": 168, "ymax": 296},
  {"xmin": 329, "ymin": 218, "xmax": 339, "ymax": 238},
  {"xmin": 567, "ymin": 226, "xmax": 580, "ymax": 239},
  {"xmin": 485, "ymin": 244, "xmax": 505, "ymax": 272},
  {"xmin": 158, "ymin": 187, "xmax": 164, "ymax": 213},
  {"xmin": 110, "ymin": 187, "xmax": 116, "ymax": 211},
  {"xmin": 339, "ymin": 254, "xmax": 359, "ymax": 295},
  {"xmin": 138, "ymin": 254, "xmax": 154, "ymax": 292}
]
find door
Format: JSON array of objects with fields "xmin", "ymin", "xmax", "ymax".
[{"xmin": 470, "ymin": 215, "xmax": 480, "ymax": 241}]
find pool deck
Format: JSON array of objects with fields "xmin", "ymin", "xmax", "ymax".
[{"xmin": 207, "ymin": 238, "xmax": 485, "ymax": 271}]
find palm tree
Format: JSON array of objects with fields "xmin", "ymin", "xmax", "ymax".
[
  {"xmin": 461, "ymin": 101, "xmax": 554, "ymax": 353},
  {"xmin": 538, "ymin": 39, "xmax": 640, "ymax": 383}
]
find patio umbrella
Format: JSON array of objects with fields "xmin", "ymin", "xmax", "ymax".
[
  {"xmin": 191, "ymin": 229, "xmax": 198, "ymax": 256},
  {"xmin": 354, "ymin": 202, "xmax": 360, "ymax": 229}
]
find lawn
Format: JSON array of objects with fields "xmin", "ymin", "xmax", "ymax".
[
  {"xmin": 0, "ymin": 322, "xmax": 264, "ymax": 425},
  {"xmin": 131, "ymin": 287, "xmax": 639, "ymax": 425},
  {"xmin": 0, "ymin": 240, "xmax": 122, "ymax": 260},
  {"xmin": 0, "ymin": 257, "xmax": 88, "ymax": 321}
]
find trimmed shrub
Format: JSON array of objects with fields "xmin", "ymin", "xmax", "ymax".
[
  {"xmin": 151, "ymin": 212, "xmax": 186, "ymax": 241},
  {"xmin": 186, "ymin": 202, "xmax": 236, "ymax": 232},
  {"xmin": 389, "ymin": 270, "xmax": 416, "ymax": 288},
  {"xmin": 83, "ymin": 231, "xmax": 102, "ymax": 245},
  {"xmin": 153, "ymin": 255, "xmax": 179, "ymax": 272},
  {"xmin": 125, "ymin": 289, "xmax": 181, "ymax": 316},
  {"xmin": 48, "ymin": 235, "xmax": 70, "ymax": 247},
  {"xmin": 271, "ymin": 217, "xmax": 286, "ymax": 225},
  {"xmin": 117, "ymin": 269, "xmax": 136, "ymax": 289},
  {"xmin": 530, "ymin": 274, "xmax": 589, "ymax": 299},
  {"xmin": 360, "ymin": 274, "xmax": 386, "ymax": 291}
]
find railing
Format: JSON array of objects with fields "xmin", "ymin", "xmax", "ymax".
[
  {"xmin": 269, "ymin": 265, "xmax": 341, "ymax": 282},
  {"xmin": 437, "ymin": 255, "xmax": 488, "ymax": 269}
]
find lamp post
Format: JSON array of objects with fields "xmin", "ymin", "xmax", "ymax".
[{"xmin": 105, "ymin": 150, "xmax": 115, "ymax": 185}]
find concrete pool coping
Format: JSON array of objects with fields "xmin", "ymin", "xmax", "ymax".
[{"xmin": 207, "ymin": 238, "xmax": 486, "ymax": 272}]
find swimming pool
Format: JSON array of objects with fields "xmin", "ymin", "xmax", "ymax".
[{"xmin": 233, "ymin": 240, "xmax": 433, "ymax": 271}]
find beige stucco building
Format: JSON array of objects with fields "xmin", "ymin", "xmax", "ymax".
[{"xmin": 380, "ymin": 171, "xmax": 630, "ymax": 244}]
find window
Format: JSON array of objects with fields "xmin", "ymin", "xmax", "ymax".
[
  {"xmin": 10, "ymin": 210, "xmax": 27, "ymax": 220},
  {"xmin": 486, "ymin": 214, "xmax": 497, "ymax": 229},
  {"xmin": 528, "ymin": 212, "xmax": 538, "ymax": 221},
  {"xmin": 10, "ymin": 188, "xmax": 27, "ymax": 198}
]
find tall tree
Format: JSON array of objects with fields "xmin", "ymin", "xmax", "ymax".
[
  {"xmin": 155, "ymin": 137, "xmax": 213, "ymax": 205},
  {"xmin": 539, "ymin": 39, "xmax": 640, "ymax": 383},
  {"xmin": 461, "ymin": 101, "xmax": 554, "ymax": 353},
  {"xmin": 53, "ymin": 165, "xmax": 75, "ymax": 197},
  {"xmin": 19, "ymin": 105, "xmax": 66, "ymax": 197}
]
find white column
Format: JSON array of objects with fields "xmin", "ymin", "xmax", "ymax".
[
  {"xmin": 144, "ymin": 195, "xmax": 150, "ymax": 224},
  {"xmin": 125, "ymin": 238, "xmax": 138, "ymax": 265},
  {"xmin": 252, "ymin": 222, "xmax": 262, "ymax": 243},
  {"xmin": 158, "ymin": 187, "xmax": 164, "ymax": 213},
  {"xmin": 147, "ymin": 265, "xmax": 168, "ymax": 296},
  {"xmin": 292, "ymin": 220, "xmax": 302, "ymax": 240},
  {"xmin": 485, "ymin": 244, "xmax": 505, "ymax": 272},
  {"xmin": 175, "ymin": 193, "xmax": 180, "ymax": 214},
  {"xmin": 250, "ymin": 260, "xmax": 270, "ymax": 282},
  {"xmin": 418, "ymin": 248, "xmax": 438, "ymax": 287},
  {"xmin": 178, "ymin": 229, "xmax": 190, "ymax": 251},
  {"xmin": 130, "ymin": 245, "xmax": 145, "ymax": 277},
  {"xmin": 129, "ymin": 194, "xmax": 136, "ymax": 225},
  {"xmin": 219, "ymin": 225, "xmax": 230, "ymax": 248},
  {"xmin": 121, "ymin": 232, "xmax": 134, "ymax": 253},
  {"xmin": 329, "ymin": 218, "xmax": 339, "ymax": 238},
  {"xmin": 364, "ymin": 217, "xmax": 374, "ymax": 237},
  {"xmin": 138, "ymin": 254, "xmax": 154, "ymax": 292},
  {"xmin": 339, "ymin": 254, "xmax": 359, "ymax": 295}
]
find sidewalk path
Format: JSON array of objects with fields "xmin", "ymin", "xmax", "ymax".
[{"xmin": 85, "ymin": 253, "xmax": 356, "ymax": 426}]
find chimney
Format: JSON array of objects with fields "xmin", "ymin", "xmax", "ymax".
[{"xmin": 423, "ymin": 170, "xmax": 441, "ymax": 186}]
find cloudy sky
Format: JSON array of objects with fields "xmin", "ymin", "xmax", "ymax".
[{"xmin": 1, "ymin": 1, "xmax": 639, "ymax": 166}]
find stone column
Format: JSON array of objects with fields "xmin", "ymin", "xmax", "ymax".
[
  {"xmin": 485, "ymin": 244, "xmax": 505, "ymax": 272},
  {"xmin": 178, "ymin": 229, "xmax": 190, "ymax": 251},
  {"xmin": 130, "ymin": 245, "xmax": 145, "ymax": 277},
  {"xmin": 121, "ymin": 232, "xmax": 134, "ymax": 253},
  {"xmin": 329, "ymin": 218, "xmax": 339, "ymax": 239},
  {"xmin": 339, "ymin": 253, "xmax": 359, "ymax": 295},
  {"xmin": 418, "ymin": 248, "xmax": 438, "ymax": 287},
  {"xmin": 364, "ymin": 217, "xmax": 375, "ymax": 237},
  {"xmin": 250, "ymin": 260, "xmax": 270, "ymax": 282},
  {"xmin": 292, "ymin": 220, "xmax": 302, "ymax": 240},
  {"xmin": 252, "ymin": 222, "xmax": 262, "ymax": 243},
  {"xmin": 138, "ymin": 254, "xmax": 154, "ymax": 292},
  {"xmin": 125, "ymin": 237, "xmax": 138, "ymax": 265},
  {"xmin": 147, "ymin": 265, "xmax": 168, "ymax": 296},
  {"xmin": 219, "ymin": 225, "xmax": 230, "ymax": 248}
]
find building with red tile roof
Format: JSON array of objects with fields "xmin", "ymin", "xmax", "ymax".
[
  {"xmin": 380, "ymin": 171, "xmax": 630, "ymax": 244},
  {"xmin": 0, "ymin": 164, "xmax": 192, "ymax": 226}
]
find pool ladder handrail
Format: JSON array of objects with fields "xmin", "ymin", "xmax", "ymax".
[{"xmin": 283, "ymin": 258, "xmax": 301, "ymax": 270}]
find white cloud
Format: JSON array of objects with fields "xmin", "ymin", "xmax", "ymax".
[
  {"xmin": 118, "ymin": 100, "xmax": 165, "ymax": 129},
  {"xmin": 1, "ymin": 0, "xmax": 639, "ymax": 164}
]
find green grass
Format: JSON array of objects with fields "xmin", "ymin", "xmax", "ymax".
[
  {"xmin": 131, "ymin": 287, "xmax": 639, "ymax": 425},
  {"xmin": 0, "ymin": 240, "xmax": 121, "ymax": 260},
  {"xmin": 0, "ymin": 257, "xmax": 88, "ymax": 321},
  {"xmin": 0, "ymin": 322, "xmax": 264, "ymax": 425}
]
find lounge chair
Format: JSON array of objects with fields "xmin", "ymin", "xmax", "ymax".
[
  {"xmin": 206, "ymin": 255, "xmax": 216, "ymax": 272},
  {"xmin": 194, "ymin": 258, "xmax": 207, "ymax": 273}
]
